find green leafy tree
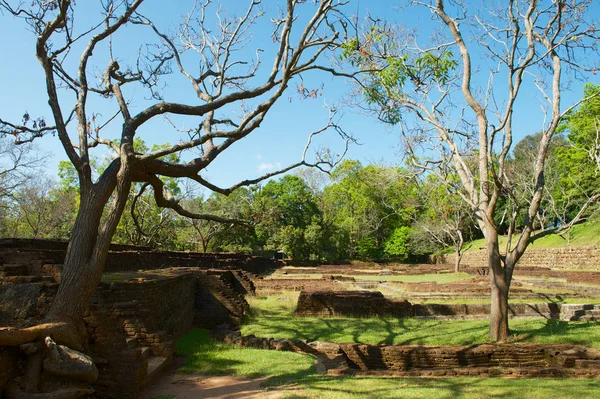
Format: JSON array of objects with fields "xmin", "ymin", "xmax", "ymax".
[
  {"xmin": 383, "ymin": 226, "xmax": 413, "ymax": 260},
  {"xmin": 554, "ymin": 84, "xmax": 600, "ymax": 225},
  {"xmin": 178, "ymin": 188, "xmax": 257, "ymax": 253},
  {"xmin": 324, "ymin": 160, "xmax": 418, "ymax": 259},
  {"xmin": 256, "ymin": 175, "xmax": 324, "ymax": 260},
  {"xmin": 412, "ymin": 175, "xmax": 475, "ymax": 271}
]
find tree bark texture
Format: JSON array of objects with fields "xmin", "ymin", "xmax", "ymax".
[{"xmin": 487, "ymin": 235, "xmax": 510, "ymax": 342}]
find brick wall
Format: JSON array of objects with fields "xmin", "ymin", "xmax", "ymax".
[
  {"xmin": 0, "ymin": 238, "xmax": 282, "ymax": 275},
  {"xmin": 432, "ymin": 246, "xmax": 600, "ymax": 271},
  {"xmin": 295, "ymin": 290, "xmax": 563, "ymax": 318},
  {"xmin": 0, "ymin": 269, "xmax": 250, "ymax": 398},
  {"xmin": 295, "ymin": 291, "xmax": 412, "ymax": 317},
  {"xmin": 229, "ymin": 332, "xmax": 600, "ymax": 377}
]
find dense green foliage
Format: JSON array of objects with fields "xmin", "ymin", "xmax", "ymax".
[{"xmin": 2, "ymin": 85, "xmax": 599, "ymax": 259}]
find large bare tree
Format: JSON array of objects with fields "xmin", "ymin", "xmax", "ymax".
[
  {"xmin": 344, "ymin": 0, "xmax": 600, "ymax": 340},
  {"xmin": 0, "ymin": 0, "xmax": 351, "ymax": 356}
]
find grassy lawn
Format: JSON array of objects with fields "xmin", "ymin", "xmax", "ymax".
[
  {"xmin": 176, "ymin": 328, "xmax": 314, "ymax": 384},
  {"xmin": 175, "ymin": 329, "xmax": 600, "ymax": 399},
  {"xmin": 242, "ymin": 292, "xmax": 600, "ymax": 348},
  {"xmin": 353, "ymin": 273, "xmax": 474, "ymax": 283},
  {"xmin": 280, "ymin": 376, "xmax": 600, "ymax": 399},
  {"xmin": 267, "ymin": 273, "xmax": 325, "ymax": 279},
  {"xmin": 413, "ymin": 297, "xmax": 600, "ymax": 305}
]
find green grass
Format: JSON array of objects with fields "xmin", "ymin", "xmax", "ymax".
[
  {"xmin": 267, "ymin": 273, "xmax": 324, "ymax": 279},
  {"xmin": 279, "ymin": 376, "xmax": 600, "ymax": 399},
  {"xmin": 176, "ymin": 329, "xmax": 314, "ymax": 382},
  {"xmin": 173, "ymin": 329, "xmax": 600, "ymax": 399},
  {"xmin": 413, "ymin": 297, "xmax": 600, "ymax": 305},
  {"xmin": 463, "ymin": 220, "xmax": 600, "ymax": 253},
  {"xmin": 242, "ymin": 292, "xmax": 600, "ymax": 348},
  {"xmin": 353, "ymin": 273, "xmax": 474, "ymax": 283}
]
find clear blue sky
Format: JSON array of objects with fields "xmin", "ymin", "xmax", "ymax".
[{"xmin": 0, "ymin": 0, "xmax": 598, "ymax": 193}]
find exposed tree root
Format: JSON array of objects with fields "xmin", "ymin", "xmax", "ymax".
[{"xmin": 0, "ymin": 322, "xmax": 82, "ymax": 351}]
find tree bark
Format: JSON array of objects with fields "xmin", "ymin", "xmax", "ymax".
[
  {"xmin": 46, "ymin": 198, "xmax": 105, "ymax": 325},
  {"xmin": 454, "ymin": 251, "xmax": 463, "ymax": 273},
  {"xmin": 454, "ymin": 230, "xmax": 464, "ymax": 273},
  {"xmin": 488, "ymin": 246, "xmax": 510, "ymax": 341},
  {"xmin": 44, "ymin": 160, "xmax": 131, "ymax": 348},
  {"xmin": 483, "ymin": 225, "xmax": 510, "ymax": 342},
  {"xmin": 490, "ymin": 273, "xmax": 510, "ymax": 342}
]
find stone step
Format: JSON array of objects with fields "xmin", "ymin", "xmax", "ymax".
[
  {"xmin": 145, "ymin": 355, "xmax": 173, "ymax": 386},
  {"xmin": 139, "ymin": 346, "xmax": 152, "ymax": 360},
  {"xmin": 575, "ymin": 359, "xmax": 600, "ymax": 368},
  {"xmin": 126, "ymin": 337, "xmax": 138, "ymax": 350},
  {"xmin": 575, "ymin": 315, "xmax": 600, "ymax": 322},
  {"xmin": 581, "ymin": 309, "xmax": 600, "ymax": 316},
  {"xmin": 3, "ymin": 275, "xmax": 55, "ymax": 284},
  {"xmin": 0, "ymin": 264, "xmax": 29, "ymax": 276}
]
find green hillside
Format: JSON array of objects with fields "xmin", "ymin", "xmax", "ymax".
[{"xmin": 461, "ymin": 221, "xmax": 600, "ymax": 253}]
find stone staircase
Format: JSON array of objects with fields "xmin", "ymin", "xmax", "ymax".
[
  {"xmin": 0, "ymin": 262, "xmax": 60, "ymax": 284},
  {"xmin": 207, "ymin": 272, "xmax": 250, "ymax": 319},
  {"xmin": 560, "ymin": 304, "xmax": 600, "ymax": 321},
  {"xmin": 232, "ymin": 270, "xmax": 257, "ymax": 296}
]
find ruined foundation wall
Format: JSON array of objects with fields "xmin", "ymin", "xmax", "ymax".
[
  {"xmin": 432, "ymin": 246, "xmax": 600, "ymax": 271},
  {"xmin": 295, "ymin": 291, "xmax": 563, "ymax": 318},
  {"xmin": 0, "ymin": 238, "xmax": 281, "ymax": 275},
  {"xmin": 0, "ymin": 269, "xmax": 250, "ymax": 398}
]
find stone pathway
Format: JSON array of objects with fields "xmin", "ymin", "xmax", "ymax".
[{"xmin": 142, "ymin": 374, "xmax": 286, "ymax": 399}]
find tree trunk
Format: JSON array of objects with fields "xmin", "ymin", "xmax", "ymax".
[
  {"xmin": 490, "ymin": 272, "xmax": 510, "ymax": 341},
  {"xmin": 44, "ymin": 161, "xmax": 131, "ymax": 347},
  {"xmin": 485, "ymin": 226, "xmax": 511, "ymax": 342},
  {"xmin": 454, "ymin": 251, "xmax": 463, "ymax": 273},
  {"xmin": 488, "ymin": 242, "xmax": 510, "ymax": 341},
  {"xmin": 454, "ymin": 230, "xmax": 464, "ymax": 273},
  {"xmin": 46, "ymin": 199, "xmax": 105, "ymax": 325}
]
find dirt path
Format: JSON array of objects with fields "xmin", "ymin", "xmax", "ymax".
[{"xmin": 142, "ymin": 374, "xmax": 286, "ymax": 399}]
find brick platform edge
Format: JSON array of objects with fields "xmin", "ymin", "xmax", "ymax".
[
  {"xmin": 220, "ymin": 329, "xmax": 600, "ymax": 378},
  {"xmin": 293, "ymin": 290, "xmax": 600, "ymax": 321},
  {"xmin": 0, "ymin": 268, "xmax": 254, "ymax": 398}
]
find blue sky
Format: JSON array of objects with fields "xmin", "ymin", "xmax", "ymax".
[{"xmin": 0, "ymin": 0, "xmax": 598, "ymax": 193}]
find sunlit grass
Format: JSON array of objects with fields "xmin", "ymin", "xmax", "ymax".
[
  {"xmin": 243, "ymin": 292, "xmax": 600, "ymax": 348},
  {"xmin": 176, "ymin": 328, "xmax": 314, "ymax": 381},
  {"xmin": 174, "ymin": 328, "xmax": 600, "ymax": 399},
  {"xmin": 353, "ymin": 273, "xmax": 474, "ymax": 283},
  {"xmin": 278, "ymin": 376, "xmax": 600, "ymax": 399}
]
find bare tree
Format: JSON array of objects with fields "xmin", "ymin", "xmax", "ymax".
[
  {"xmin": 11, "ymin": 178, "xmax": 76, "ymax": 239},
  {"xmin": 0, "ymin": 0, "xmax": 352, "ymax": 377},
  {"xmin": 344, "ymin": 0, "xmax": 600, "ymax": 340},
  {"xmin": 0, "ymin": 135, "xmax": 47, "ymax": 201},
  {"xmin": 415, "ymin": 176, "xmax": 474, "ymax": 273}
]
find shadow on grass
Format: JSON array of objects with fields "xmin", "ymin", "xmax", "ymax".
[
  {"xmin": 243, "ymin": 310, "xmax": 493, "ymax": 346},
  {"xmin": 176, "ymin": 329, "xmax": 315, "ymax": 379},
  {"xmin": 273, "ymin": 376, "xmax": 600, "ymax": 399},
  {"xmin": 175, "ymin": 329, "xmax": 600, "ymax": 398},
  {"xmin": 510, "ymin": 319, "xmax": 600, "ymax": 346},
  {"xmin": 244, "ymin": 297, "xmax": 600, "ymax": 348}
]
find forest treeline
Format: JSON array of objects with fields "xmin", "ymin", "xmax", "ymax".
[{"xmin": 1, "ymin": 84, "xmax": 599, "ymax": 261}]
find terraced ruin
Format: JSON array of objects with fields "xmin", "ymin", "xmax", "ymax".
[{"xmin": 3, "ymin": 240, "xmax": 600, "ymax": 398}]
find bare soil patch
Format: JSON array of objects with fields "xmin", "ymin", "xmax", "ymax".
[{"xmin": 143, "ymin": 374, "xmax": 285, "ymax": 399}]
